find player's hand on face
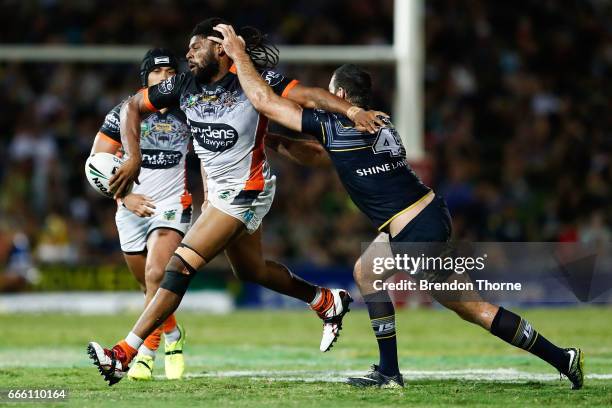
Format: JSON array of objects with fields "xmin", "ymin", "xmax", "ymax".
[
  {"xmin": 352, "ymin": 109, "xmax": 389, "ymax": 134},
  {"xmin": 208, "ymin": 24, "xmax": 246, "ymax": 60},
  {"xmin": 123, "ymin": 194, "xmax": 156, "ymax": 217},
  {"xmin": 110, "ymin": 157, "xmax": 141, "ymax": 199}
]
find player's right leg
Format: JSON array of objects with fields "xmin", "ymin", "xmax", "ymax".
[
  {"xmin": 347, "ymin": 233, "xmax": 404, "ymax": 388},
  {"xmin": 88, "ymin": 205, "xmax": 244, "ymax": 385},
  {"xmin": 348, "ymin": 196, "xmax": 452, "ymax": 388}
]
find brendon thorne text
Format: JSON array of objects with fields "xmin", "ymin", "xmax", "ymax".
[{"xmin": 373, "ymin": 279, "xmax": 522, "ymax": 292}]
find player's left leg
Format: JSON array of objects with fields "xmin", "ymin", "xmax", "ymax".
[
  {"xmin": 434, "ymin": 296, "xmax": 584, "ymax": 389},
  {"xmin": 88, "ymin": 205, "xmax": 244, "ymax": 385},
  {"xmin": 224, "ymin": 227, "xmax": 353, "ymax": 352}
]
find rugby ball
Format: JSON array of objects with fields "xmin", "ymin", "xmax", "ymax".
[{"xmin": 85, "ymin": 152, "xmax": 131, "ymax": 198}]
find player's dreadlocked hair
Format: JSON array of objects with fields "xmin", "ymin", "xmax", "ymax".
[{"xmin": 190, "ymin": 18, "xmax": 279, "ymax": 70}]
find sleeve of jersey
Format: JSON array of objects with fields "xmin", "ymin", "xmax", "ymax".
[
  {"xmin": 261, "ymin": 70, "xmax": 299, "ymax": 98},
  {"xmin": 145, "ymin": 73, "xmax": 185, "ymax": 111},
  {"xmin": 301, "ymin": 108, "xmax": 327, "ymax": 145},
  {"xmin": 98, "ymin": 105, "xmax": 122, "ymax": 144}
]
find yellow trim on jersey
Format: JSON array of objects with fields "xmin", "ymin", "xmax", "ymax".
[
  {"xmin": 377, "ymin": 191, "xmax": 434, "ymax": 231},
  {"xmin": 320, "ymin": 122, "xmax": 326, "ymax": 145},
  {"xmin": 329, "ymin": 145, "xmax": 371, "ymax": 152}
]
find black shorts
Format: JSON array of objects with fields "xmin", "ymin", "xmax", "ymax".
[
  {"xmin": 389, "ymin": 195, "xmax": 454, "ymax": 283},
  {"xmin": 390, "ymin": 195, "xmax": 452, "ymax": 243}
]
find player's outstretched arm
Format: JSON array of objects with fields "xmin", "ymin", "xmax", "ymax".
[
  {"xmin": 265, "ymin": 132, "xmax": 331, "ymax": 168},
  {"xmin": 285, "ymin": 84, "xmax": 386, "ymax": 134},
  {"xmin": 210, "ymin": 24, "xmax": 304, "ymax": 133}
]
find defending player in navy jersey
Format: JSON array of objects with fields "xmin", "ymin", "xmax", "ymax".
[
  {"xmin": 87, "ymin": 18, "xmax": 389, "ymax": 386},
  {"xmin": 212, "ymin": 24, "xmax": 584, "ymax": 390}
]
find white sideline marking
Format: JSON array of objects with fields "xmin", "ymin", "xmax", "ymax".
[{"xmin": 163, "ymin": 369, "xmax": 612, "ymax": 382}]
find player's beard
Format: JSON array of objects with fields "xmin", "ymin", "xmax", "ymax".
[{"xmin": 193, "ymin": 56, "xmax": 220, "ymax": 84}]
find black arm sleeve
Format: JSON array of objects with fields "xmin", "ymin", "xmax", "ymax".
[
  {"xmin": 147, "ymin": 72, "xmax": 189, "ymax": 110},
  {"xmin": 261, "ymin": 70, "xmax": 298, "ymax": 97},
  {"xmin": 301, "ymin": 108, "xmax": 329, "ymax": 145},
  {"xmin": 98, "ymin": 103, "xmax": 122, "ymax": 142}
]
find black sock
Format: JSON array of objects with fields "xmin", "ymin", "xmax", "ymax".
[
  {"xmin": 363, "ymin": 291, "xmax": 399, "ymax": 376},
  {"xmin": 490, "ymin": 307, "xmax": 570, "ymax": 372}
]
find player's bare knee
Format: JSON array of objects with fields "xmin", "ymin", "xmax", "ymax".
[
  {"xmin": 353, "ymin": 259, "xmax": 371, "ymax": 285},
  {"xmin": 145, "ymin": 263, "xmax": 165, "ymax": 288},
  {"xmin": 353, "ymin": 258, "xmax": 376, "ymax": 290},
  {"xmin": 352, "ymin": 259, "xmax": 362, "ymax": 282}
]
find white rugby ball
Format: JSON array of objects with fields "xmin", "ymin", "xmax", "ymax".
[{"xmin": 85, "ymin": 152, "xmax": 131, "ymax": 198}]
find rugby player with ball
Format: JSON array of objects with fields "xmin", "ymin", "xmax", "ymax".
[{"xmin": 86, "ymin": 48, "xmax": 191, "ymax": 381}]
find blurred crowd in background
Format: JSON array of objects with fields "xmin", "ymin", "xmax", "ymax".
[
  {"xmin": 0, "ymin": 0, "xmax": 610, "ymax": 290},
  {"xmin": 426, "ymin": 0, "xmax": 611, "ymax": 243}
]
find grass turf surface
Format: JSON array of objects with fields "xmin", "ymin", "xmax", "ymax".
[{"xmin": 0, "ymin": 307, "xmax": 610, "ymax": 407}]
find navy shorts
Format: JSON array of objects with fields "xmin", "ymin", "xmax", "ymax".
[
  {"xmin": 390, "ymin": 195, "xmax": 452, "ymax": 243},
  {"xmin": 389, "ymin": 195, "xmax": 454, "ymax": 283}
]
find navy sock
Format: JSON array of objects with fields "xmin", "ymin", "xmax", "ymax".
[
  {"xmin": 491, "ymin": 307, "xmax": 570, "ymax": 372},
  {"xmin": 363, "ymin": 291, "xmax": 399, "ymax": 376}
]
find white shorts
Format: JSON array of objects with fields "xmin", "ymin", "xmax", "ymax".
[
  {"xmin": 208, "ymin": 176, "xmax": 276, "ymax": 234},
  {"xmin": 115, "ymin": 201, "xmax": 193, "ymax": 253}
]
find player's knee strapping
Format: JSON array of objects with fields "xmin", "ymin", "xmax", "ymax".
[{"xmin": 160, "ymin": 244, "xmax": 206, "ymax": 296}]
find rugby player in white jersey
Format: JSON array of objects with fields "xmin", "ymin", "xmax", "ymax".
[
  {"xmin": 90, "ymin": 49, "xmax": 190, "ymax": 380},
  {"xmin": 87, "ymin": 18, "xmax": 388, "ymax": 385}
]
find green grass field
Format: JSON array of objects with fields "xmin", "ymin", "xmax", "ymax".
[{"xmin": 0, "ymin": 307, "xmax": 611, "ymax": 407}]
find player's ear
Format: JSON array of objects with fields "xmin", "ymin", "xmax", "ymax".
[
  {"xmin": 214, "ymin": 42, "xmax": 225, "ymax": 57},
  {"xmin": 336, "ymin": 87, "xmax": 346, "ymax": 100}
]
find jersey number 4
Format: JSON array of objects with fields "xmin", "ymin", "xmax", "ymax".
[{"xmin": 372, "ymin": 127, "xmax": 405, "ymax": 157}]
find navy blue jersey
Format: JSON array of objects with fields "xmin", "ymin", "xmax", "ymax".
[{"xmin": 301, "ymin": 109, "xmax": 431, "ymax": 231}]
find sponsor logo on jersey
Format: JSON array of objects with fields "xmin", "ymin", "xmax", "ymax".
[
  {"xmin": 263, "ymin": 71, "xmax": 284, "ymax": 87},
  {"xmin": 218, "ymin": 190, "xmax": 232, "ymax": 200},
  {"xmin": 190, "ymin": 122, "xmax": 239, "ymax": 152},
  {"xmin": 104, "ymin": 112, "xmax": 120, "ymax": 130},
  {"xmin": 158, "ymin": 77, "xmax": 175, "ymax": 94},
  {"xmin": 355, "ymin": 160, "xmax": 407, "ymax": 176},
  {"xmin": 163, "ymin": 209, "xmax": 177, "ymax": 221},
  {"xmin": 181, "ymin": 90, "xmax": 244, "ymax": 117},
  {"xmin": 141, "ymin": 149, "xmax": 183, "ymax": 169},
  {"xmin": 141, "ymin": 122, "xmax": 150, "ymax": 138},
  {"xmin": 243, "ymin": 209, "xmax": 255, "ymax": 223},
  {"xmin": 153, "ymin": 123, "xmax": 174, "ymax": 133}
]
